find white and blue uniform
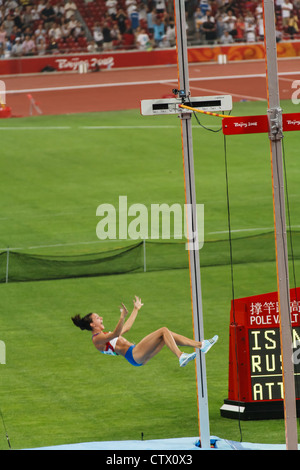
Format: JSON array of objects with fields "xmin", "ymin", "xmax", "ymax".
[{"xmin": 93, "ymin": 333, "xmax": 119, "ymax": 356}]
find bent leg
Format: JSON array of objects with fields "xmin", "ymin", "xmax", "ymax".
[
  {"xmin": 170, "ymin": 331, "xmax": 202, "ymax": 349},
  {"xmin": 133, "ymin": 327, "xmax": 183, "ymax": 365}
]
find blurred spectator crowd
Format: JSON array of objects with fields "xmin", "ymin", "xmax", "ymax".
[
  {"xmin": 193, "ymin": 0, "xmax": 300, "ymax": 45},
  {"xmin": 0, "ymin": 0, "xmax": 299, "ymax": 57},
  {"xmin": 0, "ymin": 0, "xmax": 88, "ymax": 56}
]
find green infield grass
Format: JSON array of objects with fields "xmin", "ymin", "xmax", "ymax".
[{"xmin": 0, "ymin": 100, "xmax": 299, "ymax": 449}]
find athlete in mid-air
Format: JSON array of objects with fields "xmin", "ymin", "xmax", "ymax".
[{"xmin": 72, "ymin": 296, "xmax": 218, "ymax": 367}]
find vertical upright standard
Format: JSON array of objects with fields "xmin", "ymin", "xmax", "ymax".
[
  {"xmin": 263, "ymin": 0, "xmax": 298, "ymax": 450},
  {"xmin": 174, "ymin": 0, "xmax": 210, "ymax": 448}
]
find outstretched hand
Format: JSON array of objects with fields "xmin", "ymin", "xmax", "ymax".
[
  {"xmin": 133, "ymin": 295, "xmax": 143, "ymax": 310},
  {"xmin": 120, "ymin": 303, "xmax": 128, "ymax": 317}
]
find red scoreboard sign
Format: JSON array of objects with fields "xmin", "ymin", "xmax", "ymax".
[
  {"xmin": 221, "ymin": 288, "xmax": 300, "ymax": 420},
  {"xmin": 222, "ymin": 113, "xmax": 300, "ymax": 135}
]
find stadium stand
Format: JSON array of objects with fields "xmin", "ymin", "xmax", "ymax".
[{"xmin": 0, "ymin": 0, "xmax": 299, "ymax": 57}]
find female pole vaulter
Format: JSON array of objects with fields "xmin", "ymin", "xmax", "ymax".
[{"xmin": 72, "ymin": 296, "xmax": 218, "ymax": 368}]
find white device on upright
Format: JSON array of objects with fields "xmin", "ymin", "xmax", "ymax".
[{"xmin": 140, "ymin": 95, "xmax": 232, "ymax": 116}]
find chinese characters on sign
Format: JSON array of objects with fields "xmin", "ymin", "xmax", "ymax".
[{"xmin": 249, "ymin": 300, "xmax": 300, "ymax": 326}]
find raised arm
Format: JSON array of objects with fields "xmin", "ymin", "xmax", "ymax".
[
  {"xmin": 121, "ymin": 296, "xmax": 143, "ymax": 334},
  {"xmin": 93, "ymin": 304, "xmax": 128, "ymax": 347}
]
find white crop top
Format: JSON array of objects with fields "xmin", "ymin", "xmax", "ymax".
[
  {"xmin": 102, "ymin": 336, "xmax": 118, "ymax": 356},
  {"xmin": 93, "ymin": 332, "xmax": 119, "ymax": 356}
]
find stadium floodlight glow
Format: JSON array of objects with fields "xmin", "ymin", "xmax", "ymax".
[{"xmin": 140, "ymin": 94, "xmax": 232, "ymax": 116}]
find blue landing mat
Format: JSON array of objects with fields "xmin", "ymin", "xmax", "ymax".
[{"xmin": 24, "ymin": 436, "xmax": 298, "ymax": 450}]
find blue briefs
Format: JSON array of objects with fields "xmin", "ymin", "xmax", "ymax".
[{"xmin": 125, "ymin": 345, "xmax": 143, "ymax": 367}]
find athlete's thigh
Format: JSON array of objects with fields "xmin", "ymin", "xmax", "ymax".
[{"xmin": 133, "ymin": 328, "xmax": 165, "ymax": 363}]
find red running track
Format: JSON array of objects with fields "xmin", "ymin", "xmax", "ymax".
[{"xmin": 2, "ymin": 58, "xmax": 300, "ymax": 117}]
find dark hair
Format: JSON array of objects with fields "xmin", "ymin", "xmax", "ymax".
[{"xmin": 71, "ymin": 313, "xmax": 93, "ymax": 331}]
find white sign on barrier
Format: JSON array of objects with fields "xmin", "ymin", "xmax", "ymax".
[
  {"xmin": 0, "ymin": 80, "xmax": 6, "ymax": 106},
  {"xmin": 0, "ymin": 340, "xmax": 6, "ymax": 364}
]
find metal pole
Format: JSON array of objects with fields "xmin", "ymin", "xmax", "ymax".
[
  {"xmin": 263, "ymin": 0, "xmax": 298, "ymax": 450},
  {"xmin": 174, "ymin": 0, "xmax": 210, "ymax": 448}
]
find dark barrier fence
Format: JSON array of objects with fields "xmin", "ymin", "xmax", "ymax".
[{"xmin": 1, "ymin": 230, "xmax": 299, "ymax": 283}]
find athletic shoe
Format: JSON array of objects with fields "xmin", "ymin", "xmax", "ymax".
[
  {"xmin": 200, "ymin": 335, "xmax": 218, "ymax": 354},
  {"xmin": 179, "ymin": 352, "xmax": 196, "ymax": 367}
]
